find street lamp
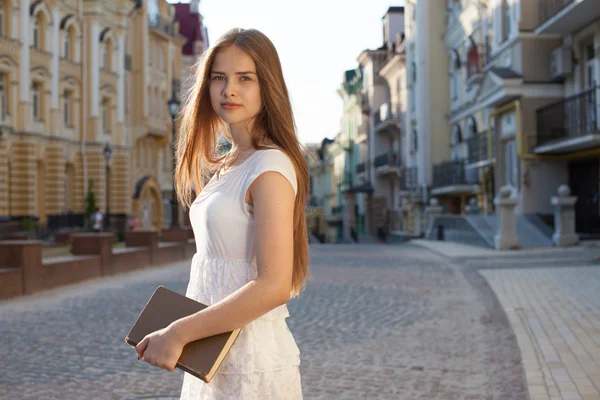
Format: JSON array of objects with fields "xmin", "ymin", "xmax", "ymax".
[
  {"xmin": 103, "ymin": 142, "xmax": 112, "ymax": 230},
  {"xmin": 167, "ymin": 91, "xmax": 181, "ymax": 228}
]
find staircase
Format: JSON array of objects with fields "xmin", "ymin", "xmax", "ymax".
[{"xmin": 430, "ymin": 214, "xmax": 554, "ymax": 249}]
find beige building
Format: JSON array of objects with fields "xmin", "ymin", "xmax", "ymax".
[
  {"xmin": 0, "ymin": 0, "xmax": 185, "ymax": 238},
  {"xmin": 532, "ymin": 0, "xmax": 600, "ymax": 237},
  {"xmin": 307, "ymin": 138, "xmax": 336, "ymax": 243},
  {"xmin": 430, "ymin": 0, "xmax": 600, "ymax": 247},
  {"xmin": 402, "ymin": 0, "xmax": 450, "ymax": 236}
]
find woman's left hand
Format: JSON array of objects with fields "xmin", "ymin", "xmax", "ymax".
[{"xmin": 135, "ymin": 324, "xmax": 186, "ymax": 372}]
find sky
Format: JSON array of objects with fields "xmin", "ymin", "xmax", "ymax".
[{"xmin": 168, "ymin": 0, "xmax": 404, "ymax": 145}]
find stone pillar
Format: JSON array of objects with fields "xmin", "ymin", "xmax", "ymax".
[
  {"xmin": 71, "ymin": 233, "xmax": 114, "ymax": 275},
  {"xmin": 425, "ymin": 197, "xmax": 442, "ymax": 236},
  {"xmin": 494, "ymin": 186, "xmax": 519, "ymax": 250},
  {"xmin": 0, "ymin": 240, "xmax": 43, "ymax": 295},
  {"xmin": 551, "ymin": 185, "xmax": 579, "ymax": 247},
  {"xmin": 125, "ymin": 229, "xmax": 158, "ymax": 264},
  {"xmin": 465, "ymin": 197, "xmax": 481, "ymax": 215}
]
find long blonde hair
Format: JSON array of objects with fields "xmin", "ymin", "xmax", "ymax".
[{"xmin": 175, "ymin": 28, "xmax": 310, "ymax": 296}]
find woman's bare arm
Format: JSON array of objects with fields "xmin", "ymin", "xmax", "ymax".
[{"xmin": 170, "ymin": 171, "xmax": 295, "ymax": 344}]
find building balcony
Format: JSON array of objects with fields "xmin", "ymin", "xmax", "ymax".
[
  {"xmin": 466, "ymin": 131, "xmax": 496, "ymax": 169},
  {"xmin": 536, "ymin": 0, "xmax": 600, "ymax": 35},
  {"xmin": 534, "ymin": 86, "xmax": 600, "ymax": 154},
  {"xmin": 466, "ymin": 44, "xmax": 487, "ymax": 85},
  {"xmin": 326, "ymin": 205, "xmax": 343, "ymax": 225},
  {"xmin": 148, "ymin": 14, "xmax": 177, "ymax": 37},
  {"xmin": 356, "ymin": 122, "xmax": 368, "ymax": 144},
  {"xmin": 399, "ymin": 166, "xmax": 418, "ymax": 192},
  {"xmin": 432, "ymin": 160, "xmax": 479, "ymax": 196},
  {"xmin": 356, "ymin": 161, "xmax": 367, "ymax": 181},
  {"xmin": 374, "ymin": 103, "xmax": 401, "ymax": 137},
  {"xmin": 374, "ymin": 151, "xmax": 400, "ymax": 177}
]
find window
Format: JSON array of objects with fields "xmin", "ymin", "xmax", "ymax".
[
  {"xmin": 411, "ymin": 130, "xmax": 418, "ymax": 153},
  {"xmin": 584, "ymin": 43, "xmax": 596, "ymax": 89},
  {"xmin": 32, "ymin": 82, "xmax": 40, "ymax": 120},
  {"xmin": 100, "ymin": 44, "xmax": 106, "ymax": 69},
  {"xmin": 0, "ymin": 72, "xmax": 6, "ymax": 120},
  {"xmin": 451, "ymin": 124, "xmax": 463, "ymax": 160},
  {"xmin": 504, "ymin": 140, "xmax": 517, "ymax": 187},
  {"xmin": 63, "ymin": 91, "xmax": 70, "ymax": 126},
  {"xmin": 467, "ymin": 116, "xmax": 478, "ymax": 138},
  {"xmin": 0, "ymin": 0, "xmax": 5, "ymax": 37},
  {"xmin": 101, "ymin": 98, "xmax": 109, "ymax": 133},
  {"xmin": 32, "ymin": 17, "xmax": 40, "ymax": 49},
  {"xmin": 106, "ymin": 40, "xmax": 113, "ymax": 71},
  {"xmin": 450, "ymin": 50, "xmax": 460, "ymax": 100},
  {"xmin": 502, "ymin": 0, "xmax": 511, "ymax": 42},
  {"xmin": 63, "ymin": 30, "xmax": 70, "ymax": 60}
]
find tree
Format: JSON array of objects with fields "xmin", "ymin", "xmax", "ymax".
[{"xmin": 84, "ymin": 179, "xmax": 97, "ymax": 230}]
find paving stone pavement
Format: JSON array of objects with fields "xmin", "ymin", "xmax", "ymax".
[
  {"xmin": 481, "ymin": 266, "xmax": 600, "ymax": 400},
  {"xmin": 0, "ymin": 243, "xmax": 528, "ymax": 399}
]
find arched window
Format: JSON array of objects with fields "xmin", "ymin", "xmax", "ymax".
[
  {"xmin": 0, "ymin": 72, "xmax": 6, "ymax": 120},
  {"xmin": 450, "ymin": 49, "xmax": 461, "ymax": 100},
  {"xmin": 451, "ymin": 124, "xmax": 463, "ymax": 160},
  {"xmin": 0, "ymin": 0, "xmax": 5, "ymax": 37},
  {"xmin": 466, "ymin": 116, "xmax": 478, "ymax": 138},
  {"xmin": 32, "ymin": 82, "xmax": 41, "ymax": 120},
  {"xmin": 32, "ymin": 16, "xmax": 40, "ymax": 48}
]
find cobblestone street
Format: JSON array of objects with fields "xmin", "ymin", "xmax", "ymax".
[{"xmin": 2, "ymin": 242, "xmax": 579, "ymax": 399}]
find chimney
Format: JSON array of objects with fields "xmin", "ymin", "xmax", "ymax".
[{"xmin": 190, "ymin": 0, "xmax": 200, "ymax": 14}]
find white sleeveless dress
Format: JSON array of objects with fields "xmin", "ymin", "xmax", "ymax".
[{"xmin": 180, "ymin": 149, "xmax": 303, "ymax": 400}]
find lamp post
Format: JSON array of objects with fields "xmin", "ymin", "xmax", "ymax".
[
  {"xmin": 167, "ymin": 91, "xmax": 181, "ymax": 228},
  {"xmin": 103, "ymin": 142, "xmax": 112, "ymax": 230}
]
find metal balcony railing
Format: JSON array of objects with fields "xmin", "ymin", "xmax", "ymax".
[
  {"xmin": 538, "ymin": 0, "xmax": 575, "ymax": 27},
  {"xmin": 432, "ymin": 160, "xmax": 479, "ymax": 188},
  {"xmin": 536, "ymin": 85, "xmax": 598, "ymax": 147},
  {"xmin": 331, "ymin": 205, "xmax": 343, "ymax": 215},
  {"xmin": 148, "ymin": 14, "xmax": 177, "ymax": 37},
  {"xmin": 400, "ymin": 166, "xmax": 418, "ymax": 190},
  {"xmin": 356, "ymin": 162, "xmax": 366, "ymax": 175},
  {"xmin": 374, "ymin": 152, "xmax": 399, "ymax": 168},
  {"xmin": 466, "ymin": 131, "xmax": 496, "ymax": 165}
]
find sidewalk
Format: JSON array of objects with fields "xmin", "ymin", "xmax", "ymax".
[
  {"xmin": 411, "ymin": 239, "xmax": 600, "ymax": 260},
  {"xmin": 481, "ymin": 266, "xmax": 600, "ymax": 400},
  {"xmin": 414, "ymin": 239, "xmax": 600, "ymax": 399}
]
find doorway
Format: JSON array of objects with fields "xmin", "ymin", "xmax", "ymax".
[{"xmin": 569, "ymin": 158, "xmax": 600, "ymax": 235}]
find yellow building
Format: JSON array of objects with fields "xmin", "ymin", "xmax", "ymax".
[{"xmin": 0, "ymin": 0, "xmax": 185, "ymax": 238}]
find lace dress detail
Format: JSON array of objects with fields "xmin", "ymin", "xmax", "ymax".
[{"xmin": 180, "ymin": 149, "xmax": 302, "ymax": 400}]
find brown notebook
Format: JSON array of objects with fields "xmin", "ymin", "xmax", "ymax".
[{"xmin": 125, "ymin": 286, "xmax": 242, "ymax": 383}]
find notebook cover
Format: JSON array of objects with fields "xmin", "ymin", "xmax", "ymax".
[{"xmin": 125, "ymin": 286, "xmax": 241, "ymax": 383}]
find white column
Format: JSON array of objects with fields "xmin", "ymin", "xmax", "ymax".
[
  {"xmin": 90, "ymin": 22, "xmax": 99, "ymax": 116},
  {"xmin": 51, "ymin": 9, "xmax": 60, "ymax": 110},
  {"xmin": 494, "ymin": 186, "xmax": 519, "ymax": 250},
  {"xmin": 117, "ymin": 34, "xmax": 125, "ymax": 123},
  {"xmin": 551, "ymin": 185, "xmax": 579, "ymax": 247},
  {"xmin": 19, "ymin": 0, "xmax": 30, "ymax": 102},
  {"xmin": 415, "ymin": 0, "xmax": 430, "ymax": 191}
]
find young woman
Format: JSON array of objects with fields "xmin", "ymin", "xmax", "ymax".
[{"xmin": 135, "ymin": 28, "xmax": 310, "ymax": 399}]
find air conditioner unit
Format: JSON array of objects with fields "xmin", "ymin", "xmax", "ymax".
[{"xmin": 550, "ymin": 46, "xmax": 572, "ymax": 81}]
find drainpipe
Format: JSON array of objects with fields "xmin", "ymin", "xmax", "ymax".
[{"xmin": 80, "ymin": 0, "xmax": 88, "ymax": 201}]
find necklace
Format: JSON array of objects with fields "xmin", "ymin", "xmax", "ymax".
[{"xmin": 216, "ymin": 146, "xmax": 252, "ymax": 180}]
